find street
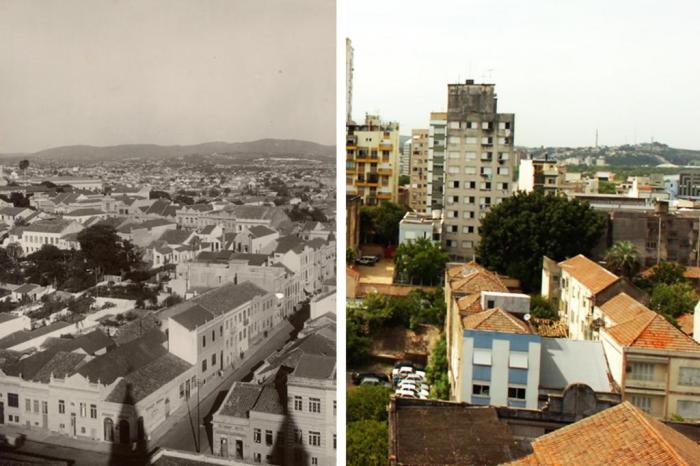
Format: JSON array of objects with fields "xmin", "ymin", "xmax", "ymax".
[{"xmin": 156, "ymin": 322, "xmax": 294, "ymax": 454}]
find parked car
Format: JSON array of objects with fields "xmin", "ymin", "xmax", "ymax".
[
  {"xmin": 355, "ymin": 256, "xmax": 375, "ymax": 266},
  {"xmin": 402, "ymin": 373, "xmax": 424, "ymax": 384},
  {"xmin": 352, "ymin": 372, "xmax": 391, "ymax": 385},
  {"xmin": 395, "ymin": 389, "xmax": 417, "ymax": 398}
]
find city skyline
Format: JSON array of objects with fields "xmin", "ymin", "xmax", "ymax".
[
  {"xmin": 0, "ymin": 0, "xmax": 336, "ymax": 153},
  {"xmin": 346, "ymin": 0, "xmax": 700, "ymax": 149}
]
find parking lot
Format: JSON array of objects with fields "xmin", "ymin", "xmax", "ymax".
[{"xmin": 355, "ymin": 258, "xmax": 395, "ymax": 285}]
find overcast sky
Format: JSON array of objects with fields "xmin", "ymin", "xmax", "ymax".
[
  {"xmin": 345, "ymin": 0, "xmax": 700, "ymax": 149},
  {"xmin": 0, "ymin": 0, "xmax": 335, "ymax": 153}
]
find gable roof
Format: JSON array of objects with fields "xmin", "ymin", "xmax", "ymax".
[
  {"xmin": 159, "ymin": 229, "xmax": 193, "ymax": 245},
  {"xmin": 605, "ymin": 312, "xmax": 700, "ymax": 353},
  {"xmin": 448, "ymin": 262, "xmax": 508, "ymax": 296},
  {"xmin": 462, "ymin": 308, "xmax": 531, "ymax": 334},
  {"xmin": 599, "ymin": 292, "xmax": 654, "ymax": 325},
  {"xmin": 170, "ymin": 305, "xmax": 215, "ymax": 331},
  {"xmin": 508, "ymin": 402, "xmax": 700, "ymax": 466},
  {"xmin": 292, "ymin": 353, "xmax": 336, "ymax": 380},
  {"xmin": 275, "ymin": 235, "xmax": 304, "ymax": 254},
  {"xmin": 248, "ymin": 225, "xmax": 276, "ymax": 238},
  {"xmin": 105, "ymin": 352, "xmax": 191, "ymax": 404},
  {"xmin": 559, "ymin": 254, "xmax": 619, "ymax": 294}
]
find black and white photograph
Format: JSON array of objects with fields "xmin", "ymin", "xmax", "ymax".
[{"xmin": 0, "ymin": 1, "xmax": 336, "ymax": 465}]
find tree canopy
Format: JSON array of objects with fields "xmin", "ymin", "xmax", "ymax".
[
  {"xmin": 347, "ymin": 420, "xmax": 388, "ymax": 466},
  {"xmin": 394, "ymin": 237, "xmax": 448, "ymax": 286},
  {"xmin": 360, "ymin": 202, "xmax": 406, "ymax": 245},
  {"xmin": 77, "ymin": 224, "xmax": 141, "ymax": 275},
  {"xmin": 347, "ymin": 385, "xmax": 392, "ymax": 423},
  {"xmin": 604, "ymin": 241, "xmax": 641, "ymax": 279},
  {"xmin": 426, "ymin": 334, "xmax": 449, "ymax": 399},
  {"xmin": 477, "ymin": 191, "xmax": 605, "ymax": 292},
  {"xmin": 650, "ymin": 282, "xmax": 698, "ymax": 323}
]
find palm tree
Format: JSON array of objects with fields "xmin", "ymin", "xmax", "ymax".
[{"xmin": 605, "ymin": 241, "xmax": 641, "ymax": 279}]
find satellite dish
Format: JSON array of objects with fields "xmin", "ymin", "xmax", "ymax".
[{"xmin": 523, "ymin": 314, "xmax": 531, "ymax": 321}]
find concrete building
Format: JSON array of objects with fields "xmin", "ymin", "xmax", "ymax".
[
  {"xmin": 517, "ymin": 158, "xmax": 565, "ymax": 194},
  {"xmin": 399, "ymin": 138, "xmax": 411, "ymax": 178},
  {"xmin": 398, "ymin": 211, "xmax": 441, "ymax": 245},
  {"xmin": 428, "ymin": 112, "xmax": 448, "ymax": 212},
  {"xmin": 346, "ymin": 38, "xmax": 353, "ymax": 123},
  {"xmin": 19, "ymin": 219, "xmax": 84, "ymax": 254},
  {"xmin": 678, "ymin": 167, "xmax": 700, "ymax": 199},
  {"xmin": 346, "ymin": 114, "xmax": 401, "ymax": 205},
  {"xmin": 442, "ymin": 81, "xmax": 515, "ymax": 260},
  {"xmin": 408, "ymin": 129, "xmax": 430, "ymax": 213}
]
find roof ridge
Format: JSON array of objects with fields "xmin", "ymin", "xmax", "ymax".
[
  {"xmin": 629, "ymin": 312, "xmax": 665, "ymax": 346},
  {"xmin": 627, "ymin": 403, "xmax": 690, "ymax": 466}
]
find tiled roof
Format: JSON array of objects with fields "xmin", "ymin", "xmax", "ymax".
[
  {"xmin": 193, "ymin": 281, "xmax": 267, "ymax": 315},
  {"xmin": 217, "ymin": 382, "xmax": 264, "ymax": 418},
  {"xmin": 31, "ymin": 351, "xmax": 87, "ymax": 383},
  {"xmin": 66, "ymin": 208, "xmax": 105, "ymax": 217},
  {"xmin": 105, "ymin": 352, "xmax": 191, "ymax": 404},
  {"xmin": 559, "ymin": 254, "xmax": 619, "ymax": 294},
  {"xmin": 605, "ymin": 312, "xmax": 700, "ymax": 352},
  {"xmin": 292, "ymin": 353, "xmax": 336, "ymax": 380},
  {"xmin": 248, "ymin": 225, "xmax": 276, "ymax": 238},
  {"xmin": 170, "ymin": 305, "xmax": 215, "ymax": 331},
  {"xmin": 456, "ymin": 294, "xmax": 483, "ymax": 313},
  {"xmin": 599, "ymin": 292, "xmax": 654, "ymax": 325},
  {"xmin": 23, "ymin": 219, "xmax": 75, "ymax": 234},
  {"xmin": 229, "ymin": 253, "xmax": 269, "ymax": 266},
  {"xmin": 462, "ymin": 308, "xmax": 531, "ymax": 334},
  {"xmin": 448, "ymin": 262, "xmax": 508, "ymax": 296},
  {"xmin": 508, "ymin": 402, "xmax": 700, "ymax": 466},
  {"xmin": 275, "ymin": 235, "xmax": 304, "ymax": 254},
  {"xmin": 0, "ymin": 321, "xmax": 72, "ymax": 349},
  {"xmin": 159, "ymin": 229, "xmax": 193, "ymax": 245}
]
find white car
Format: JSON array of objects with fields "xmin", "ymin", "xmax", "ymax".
[
  {"xmin": 415, "ymin": 370, "xmax": 426, "ymax": 380},
  {"xmin": 395, "ymin": 389, "xmax": 417, "ymax": 398},
  {"xmin": 397, "ymin": 382, "xmax": 429, "ymax": 398},
  {"xmin": 402, "ymin": 373, "xmax": 424, "ymax": 384},
  {"xmin": 398, "ymin": 366, "xmax": 414, "ymax": 377}
]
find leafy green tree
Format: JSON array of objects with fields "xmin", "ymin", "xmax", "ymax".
[
  {"xmin": 346, "ymin": 247, "xmax": 356, "ymax": 264},
  {"xmin": 530, "ymin": 295, "xmax": 558, "ymax": 320},
  {"xmin": 598, "ymin": 181, "xmax": 617, "ymax": 194},
  {"xmin": 0, "ymin": 246, "xmax": 24, "ymax": 284},
  {"xmin": 398, "ymin": 174, "xmax": 410, "ymax": 186},
  {"xmin": 347, "ymin": 385, "xmax": 392, "ymax": 423},
  {"xmin": 360, "ymin": 202, "xmax": 407, "ymax": 245},
  {"xmin": 649, "ymin": 262, "xmax": 687, "ymax": 286},
  {"xmin": 477, "ymin": 191, "xmax": 605, "ymax": 292},
  {"xmin": 650, "ymin": 282, "xmax": 698, "ymax": 321},
  {"xmin": 347, "ymin": 420, "xmax": 388, "ymax": 466},
  {"xmin": 347, "ymin": 316, "xmax": 372, "ymax": 366},
  {"xmin": 426, "ymin": 335, "xmax": 449, "ymax": 399},
  {"xmin": 19, "ymin": 159, "xmax": 29, "ymax": 174},
  {"xmin": 395, "ymin": 238, "xmax": 448, "ymax": 285},
  {"xmin": 25, "ymin": 245, "xmax": 71, "ymax": 286},
  {"xmin": 604, "ymin": 241, "xmax": 641, "ymax": 279}
]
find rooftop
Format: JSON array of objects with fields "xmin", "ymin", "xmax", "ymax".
[
  {"xmin": 539, "ymin": 339, "xmax": 612, "ymax": 392},
  {"xmin": 604, "ymin": 312, "xmax": 700, "ymax": 353},
  {"xmin": 462, "ymin": 308, "xmax": 531, "ymax": 334},
  {"xmin": 559, "ymin": 254, "xmax": 619, "ymax": 294}
]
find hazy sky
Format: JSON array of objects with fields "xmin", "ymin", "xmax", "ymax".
[
  {"xmin": 345, "ymin": 0, "xmax": 700, "ymax": 149},
  {"xmin": 0, "ymin": 0, "xmax": 335, "ymax": 153}
]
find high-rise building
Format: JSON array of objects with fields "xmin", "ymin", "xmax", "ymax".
[
  {"xmin": 399, "ymin": 138, "xmax": 411, "ymax": 178},
  {"xmin": 346, "ymin": 114, "xmax": 401, "ymax": 206},
  {"xmin": 346, "ymin": 38, "xmax": 354, "ymax": 123},
  {"xmin": 409, "ymin": 129, "xmax": 429, "ymax": 213},
  {"xmin": 517, "ymin": 157, "xmax": 564, "ymax": 194},
  {"xmin": 428, "ymin": 112, "xmax": 447, "ymax": 212},
  {"xmin": 442, "ymin": 80, "xmax": 515, "ymax": 260}
]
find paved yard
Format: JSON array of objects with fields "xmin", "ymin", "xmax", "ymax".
[{"xmin": 357, "ymin": 258, "xmax": 395, "ymax": 284}]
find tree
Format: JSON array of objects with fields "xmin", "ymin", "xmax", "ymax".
[
  {"xmin": 649, "ymin": 261, "xmax": 687, "ymax": 286},
  {"xmin": 149, "ymin": 190, "xmax": 171, "ymax": 200},
  {"xmin": 360, "ymin": 202, "xmax": 407, "ymax": 245},
  {"xmin": 398, "ymin": 174, "xmax": 410, "ymax": 186},
  {"xmin": 347, "ymin": 317, "xmax": 372, "ymax": 366},
  {"xmin": 19, "ymin": 159, "xmax": 29, "ymax": 175},
  {"xmin": 77, "ymin": 224, "xmax": 139, "ymax": 275},
  {"xmin": 25, "ymin": 245, "xmax": 70, "ymax": 286},
  {"xmin": 347, "ymin": 420, "xmax": 388, "ymax": 466},
  {"xmin": 650, "ymin": 282, "xmax": 698, "ymax": 321},
  {"xmin": 347, "ymin": 247, "xmax": 355, "ymax": 264},
  {"xmin": 604, "ymin": 241, "xmax": 641, "ymax": 279},
  {"xmin": 394, "ymin": 238, "xmax": 448, "ymax": 285},
  {"xmin": 347, "ymin": 385, "xmax": 392, "ymax": 423},
  {"xmin": 9, "ymin": 192, "xmax": 30, "ymax": 208},
  {"xmin": 426, "ymin": 335, "xmax": 449, "ymax": 399},
  {"xmin": 598, "ymin": 181, "xmax": 617, "ymax": 194},
  {"xmin": 530, "ymin": 295, "xmax": 558, "ymax": 320},
  {"xmin": 477, "ymin": 191, "xmax": 605, "ymax": 292}
]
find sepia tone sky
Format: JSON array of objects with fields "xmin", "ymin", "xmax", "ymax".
[
  {"xmin": 346, "ymin": 0, "xmax": 700, "ymax": 149},
  {"xmin": 0, "ymin": 0, "xmax": 335, "ymax": 153}
]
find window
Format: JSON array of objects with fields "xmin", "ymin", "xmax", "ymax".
[
  {"xmin": 212, "ymin": 330, "xmax": 215, "ymax": 342},
  {"xmin": 677, "ymin": 400, "xmax": 700, "ymax": 418},
  {"xmin": 80, "ymin": 402, "xmax": 86, "ymax": 417},
  {"xmin": 309, "ymin": 398, "xmax": 321, "ymax": 413},
  {"xmin": 629, "ymin": 362, "xmax": 654, "ymax": 381},
  {"xmin": 253, "ymin": 453, "xmax": 261, "ymax": 463},
  {"xmin": 294, "ymin": 396, "xmax": 303, "ymax": 411},
  {"xmin": 91, "ymin": 404, "xmax": 97, "ymax": 419},
  {"xmin": 58, "ymin": 400, "xmax": 65, "ymax": 414},
  {"xmin": 509, "ymin": 352, "xmax": 529, "ymax": 369},
  {"xmin": 333, "ymin": 400, "xmax": 336, "ymax": 416},
  {"xmin": 679, "ymin": 367, "xmax": 700, "ymax": 386},
  {"xmin": 33, "ymin": 400, "xmax": 39, "ymax": 413},
  {"xmin": 42, "ymin": 401, "xmax": 47, "ymax": 414},
  {"xmin": 265, "ymin": 430, "xmax": 273, "ymax": 446},
  {"xmin": 8, "ymin": 393, "xmax": 18, "ymax": 408},
  {"xmin": 631, "ymin": 395, "xmax": 652, "ymax": 414},
  {"xmin": 312, "ymin": 458, "xmax": 318, "ymax": 465},
  {"xmin": 253, "ymin": 428, "xmax": 261, "ymax": 443},
  {"xmin": 294, "ymin": 428, "xmax": 303, "ymax": 444},
  {"xmin": 202, "ymin": 335, "xmax": 206, "ymax": 347},
  {"xmin": 508, "ymin": 387, "xmax": 526, "ymax": 400},
  {"xmin": 473, "ymin": 348, "xmax": 492, "ymax": 366},
  {"xmin": 179, "ymin": 383, "xmax": 185, "ymax": 399},
  {"xmin": 473, "ymin": 384, "xmax": 490, "ymax": 396},
  {"xmin": 308, "ymin": 431, "xmax": 321, "ymax": 447},
  {"xmin": 26, "ymin": 398, "xmax": 31, "ymax": 412},
  {"xmin": 202, "ymin": 359, "xmax": 207, "ymax": 372},
  {"xmin": 333, "ymin": 434, "xmax": 337, "ymax": 449},
  {"xmin": 212, "ymin": 353, "xmax": 216, "ymax": 366}
]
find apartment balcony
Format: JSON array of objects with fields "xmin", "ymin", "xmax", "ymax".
[
  {"xmin": 377, "ymin": 192, "xmax": 392, "ymax": 200},
  {"xmin": 378, "ymin": 163, "xmax": 392, "ymax": 176},
  {"xmin": 356, "ymin": 155, "xmax": 380, "ymax": 163},
  {"xmin": 378, "ymin": 140, "xmax": 393, "ymax": 151}
]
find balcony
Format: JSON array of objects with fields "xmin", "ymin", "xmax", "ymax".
[{"xmin": 377, "ymin": 192, "xmax": 392, "ymax": 200}]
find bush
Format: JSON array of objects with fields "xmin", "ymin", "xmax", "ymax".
[
  {"xmin": 426, "ymin": 335, "xmax": 449, "ymax": 400},
  {"xmin": 530, "ymin": 295, "xmax": 558, "ymax": 320},
  {"xmin": 347, "ymin": 386, "xmax": 392, "ymax": 423},
  {"xmin": 347, "ymin": 420, "xmax": 388, "ymax": 466}
]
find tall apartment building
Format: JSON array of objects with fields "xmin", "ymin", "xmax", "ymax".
[
  {"xmin": 399, "ymin": 138, "xmax": 411, "ymax": 177},
  {"xmin": 428, "ymin": 112, "xmax": 448, "ymax": 212},
  {"xmin": 678, "ymin": 167, "xmax": 700, "ymax": 199},
  {"xmin": 517, "ymin": 157, "xmax": 565, "ymax": 194},
  {"xmin": 346, "ymin": 114, "xmax": 400, "ymax": 206},
  {"xmin": 442, "ymin": 81, "xmax": 515, "ymax": 260},
  {"xmin": 409, "ymin": 129, "xmax": 429, "ymax": 213}
]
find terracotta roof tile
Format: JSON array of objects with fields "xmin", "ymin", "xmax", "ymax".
[
  {"xmin": 605, "ymin": 312, "xmax": 700, "ymax": 352},
  {"xmin": 462, "ymin": 308, "xmax": 531, "ymax": 334},
  {"xmin": 507, "ymin": 402, "xmax": 700, "ymax": 466},
  {"xmin": 560, "ymin": 254, "xmax": 619, "ymax": 294},
  {"xmin": 599, "ymin": 292, "xmax": 655, "ymax": 325}
]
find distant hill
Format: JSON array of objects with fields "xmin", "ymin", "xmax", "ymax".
[
  {"xmin": 521, "ymin": 142, "xmax": 700, "ymax": 167},
  {"xmin": 0, "ymin": 139, "xmax": 335, "ymax": 162}
]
